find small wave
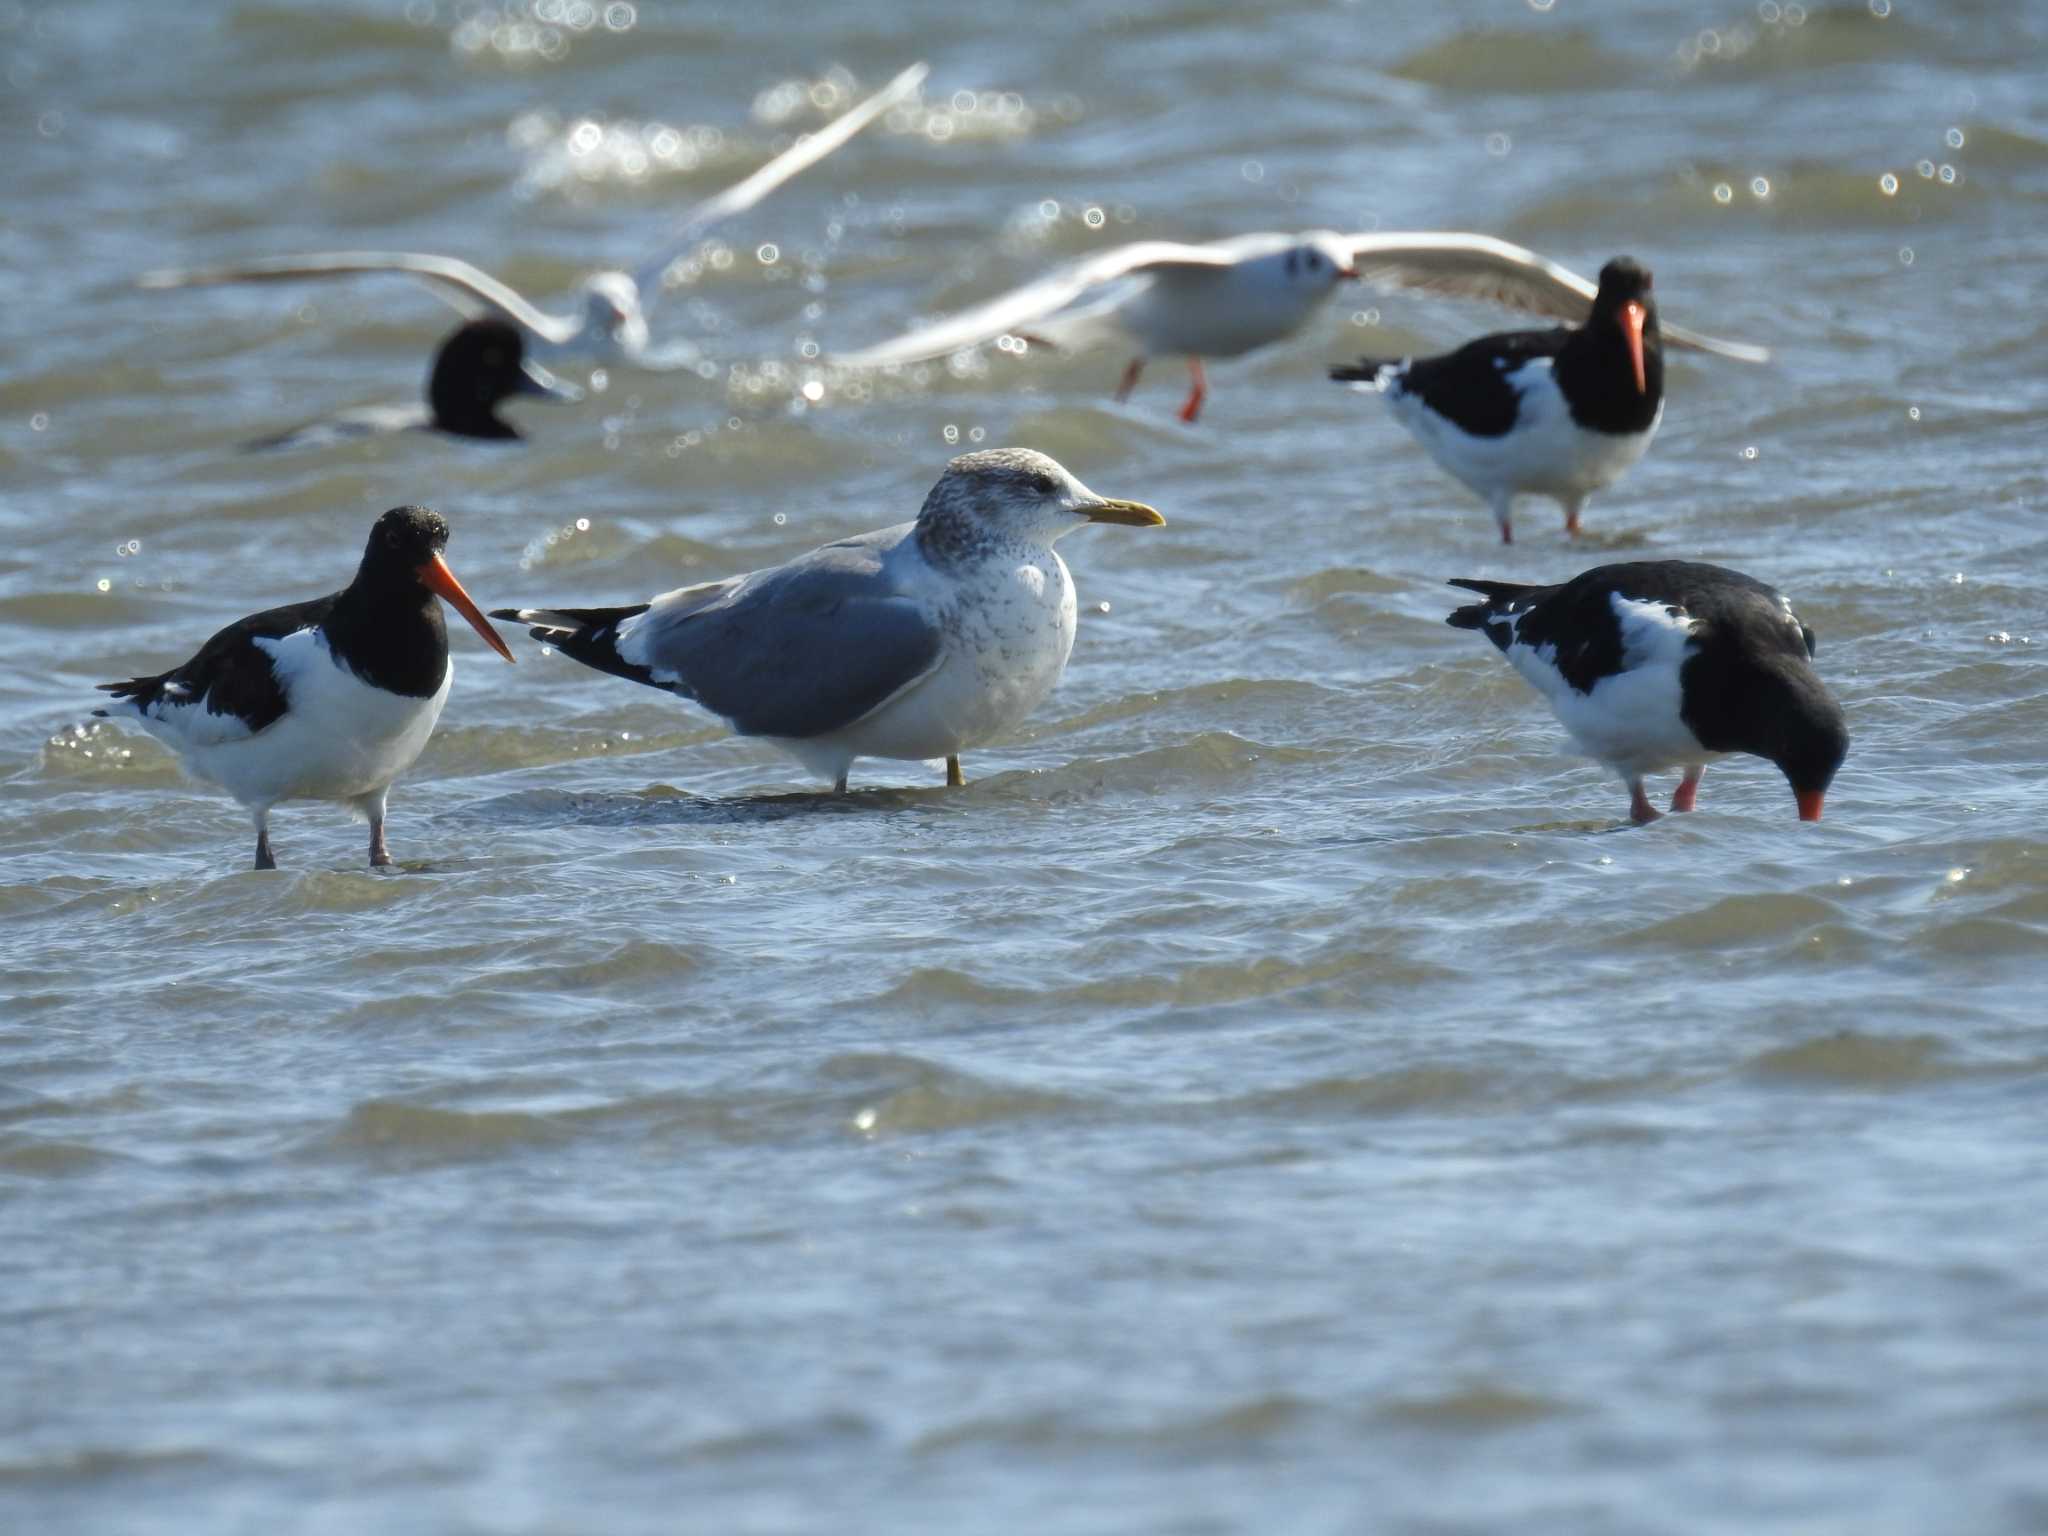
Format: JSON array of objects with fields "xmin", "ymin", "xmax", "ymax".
[
  {"xmin": 0, "ymin": 1136, "xmax": 121, "ymax": 1176},
  {"xmin": 826, "ymin": 1053, "xmax": 1088, "ymax": 1138},
  {"xmin": 1616, "ymin": 891, "xmax": 1848, "ymax": 950},
  {"xmin": 1389, "ymin": 27, "xmax": 1634, "ymax": 93},
  {"xmin": 1376, "ymin": 1383, "xmax": 1575, "ymax": 1429},
  {"xmin": 1673, "ymin": 3, "xmax": 1935, "ymax": 79},
  {"xmin": 304, "ymin": 1099, "xmax": 574, "ymax": 1165},
  {"xmin": 1747, "ymin": 1030, "xmax": 1961, "ymax": 1088}
]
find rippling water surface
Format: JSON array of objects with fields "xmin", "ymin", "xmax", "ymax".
[{"xmin": 5, "ymin": 1, "xmax": 2047, "ymax": 1530}]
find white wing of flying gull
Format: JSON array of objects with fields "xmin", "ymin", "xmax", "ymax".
[
  {"xmin": 828, "ymin": 228, "xmax": 1770, "ymax": 371},
  {"xmin": 1338, "ymin": 231, "xmax": 1772, "ymax": 363},
  {"xmin": 135, "ymin": 62, "xmax": 929, "ymax": 371}
]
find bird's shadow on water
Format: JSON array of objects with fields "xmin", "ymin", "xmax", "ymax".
[{"xmin": 468, "ymin": 783, "xmax": 964, "ymax": 831}]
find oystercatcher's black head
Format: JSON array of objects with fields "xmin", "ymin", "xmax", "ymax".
[
  {"xmin": 427, "ymin": 320, "xmax": 572, "ymax": 441},
  {"xmin": 1690, "ymin": 636, "xmax": 1848, "ymax": 822},
  {"xmin": 1576, "ymin": 255, "xmax": 1660, "ymax": 403},
  {"xmin": 351, "ymin": 505, "xmax": 515, "ymax": 663},
  {"xmin": 1762, "ymin": 675, "xmax": 1850, "ymax": 823}
]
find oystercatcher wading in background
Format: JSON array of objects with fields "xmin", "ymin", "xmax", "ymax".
[
  {"xmin": 1333, "ymin": 257, "xmax": 1665, "ymax": 543},
  {"xmin": 1445, "ymin": 560, "xmax": 1847, "ymax": 825},
  {"xmin": 94, "ymin": 506, "xmax": 516, "ymax": 869}
]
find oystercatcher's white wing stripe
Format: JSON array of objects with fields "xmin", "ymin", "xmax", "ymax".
[
  {"xmin": 137, "ymin": 252, "xmax": 578, "ymax": 345},
  {"xmin": 1503, "ymin": 594, "xmax": 1707, "ymax": 776},
  {"xmin": 631, "ymin": 62, "xmax": 930, "ymax": 296}
]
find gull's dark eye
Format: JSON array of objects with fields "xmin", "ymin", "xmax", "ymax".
[
  {"xmin": 1306, "ymin": 250, "xmax": 1322, "ymax": 269},
  {"xmin": 1029, "ymin": 473, "xmax": 1057, "ymax": 495}
]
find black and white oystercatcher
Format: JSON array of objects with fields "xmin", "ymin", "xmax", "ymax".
[
  {"xmin": 493, "ymin": 448, "xmax": 1163, "ymax": 793},
  {"xmin": 1445, "ymin": 560, "xmax": 1847, "ymax": 824},
  {"xmin": 1333, "ymin": 257, "xmax": 1668, "ymax": 543},
  {"xmin": 94, "ymin": 506, "xmax": 516, "ymax": 870},
  {"xmin": 246, "ymin": 319, "xmax": 580, "ymax": 452}
]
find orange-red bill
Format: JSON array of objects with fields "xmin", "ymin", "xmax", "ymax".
[
  {"xmin": 1796, "ymin": 788, "xmax": 1825, "ymax": 822},
  {"xmin": 419, "ymin": 553, "xmax": 516, "ymax": 663},
  {"xmin": 1621, "ymin": 300, "xmax": 1648, "ymax": 394}
]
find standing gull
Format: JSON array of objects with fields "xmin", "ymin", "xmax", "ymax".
[
  {"xmin": 137, "ymin": 63, "xmax": 927, "ymax": 371},
  {"xmin": 95, "ymin": 507, "xmax": 517, "ymax": 870},
  {"xmin": 494, "ymin": 449, "xmax": 1164, "ymax": 792},
  {"xmin": 1332, "ymin": 257, "xmax": 1665, "ymax": 543},
  {"xmin": 1445, "ymin": 561, "xmax": 1848, "ymax": 825},
  {"xmin": 828, "ymin": 230, "xmax": 1767, "ymax": 422}
]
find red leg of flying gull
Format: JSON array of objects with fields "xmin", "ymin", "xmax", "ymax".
[
  {"xmin": 1114, "ymin": 358, "xmax": 1145, "ymax": 403},
  {"xmin": 1176, "ymin": 357, "xmax": 1207, "ymax": 424}
]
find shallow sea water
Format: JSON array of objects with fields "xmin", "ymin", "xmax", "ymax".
[{"xmin": 4, "ymin": 2, "xmax": 2047, "ymax": 1531}]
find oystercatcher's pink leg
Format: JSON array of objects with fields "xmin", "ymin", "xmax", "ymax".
[
  {"xmin": 1114, "ymin": 358, "xmax": 1145, "ymax": 403},
  {"xmin": 1628, "ymin": 779, "xmax": 1662, "ymax": 825},
  {"xmin": 1564, "ymin": 499, "xmax": 1584, "ymax": 537},
  {"xmin": 1670, "ymin": 765, "xmax": 1703, "ymax": 814},
  {"xmin": 1176, "ymin": 358, "xmax": 1207, "ymax": 423}
]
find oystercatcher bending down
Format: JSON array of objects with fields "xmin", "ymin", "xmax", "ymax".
[
  {"xmin": 1332, "ymin": 257, "xmax": 1666, "ymax": 543},
  {"xmin": 245, "ymin": 319, "xmax": 580, "ymax": 452},
  {"xmin": 94, "ymin": 506, "xmax": 516, "ymax": 870},
  {"xmin": 1445, "ymin": 560, "xmax": 1847, "ymax": 824}
]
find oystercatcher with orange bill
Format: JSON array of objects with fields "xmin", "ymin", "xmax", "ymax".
[
  {"xmin": 1445, "ymin": 561, "xmax": 1847, "ymax": 825},
  {"xmin": 94, "ymin": 506, "xmax": 516, "ymax": 870},
  {"xmin": 1333, "ymin": 257, "xmax": 1667, "ymax": 543}
]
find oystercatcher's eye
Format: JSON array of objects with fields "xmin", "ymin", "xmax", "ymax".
[{"xmin": 1029, "ymin": 473, "xmax": 1057, "ymax": 495}]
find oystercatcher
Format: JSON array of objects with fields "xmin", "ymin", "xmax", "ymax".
[
  {"xmin": 245, "ymin": 319, "xmax": 579, "ymax": 451},
  {"xmin": 1445, "ymin": 560, "xmax": 1848, "ymax": 824},
  {"xmin": 1332, "ymin": 257, "xmax": 1668, "ymax": 542},
  {"xmin": 833, "ymin": 232, "xmax": 1763, "ymax": 425},
  {"xmin": 494, "ymin": 449, "xmax": 1163, "ymax": 792},
  {"xmin": 94, "ymin": 506, "xmax": 516, "ymax": 870}
]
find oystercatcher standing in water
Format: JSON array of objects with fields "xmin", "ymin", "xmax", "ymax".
[
  {"xmin": 1445, "ymin": 560, "xmax": 1848, "ymax": 825},
  {"xmin": 94, "ymin": 506, "xmax": 516, "ymax": 870},
  {"xmin": 1333, "ymin": 257, "xmax": 1667, "ymax": 543}
]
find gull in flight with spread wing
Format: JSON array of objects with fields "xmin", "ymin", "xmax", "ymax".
[
  {"xmin": 828, "ymin": 229, "xmax": 1768, "ymax": 422},
  {"xmin": 138, "ymin": 62, "xmax": 928, "ymax": 372}
]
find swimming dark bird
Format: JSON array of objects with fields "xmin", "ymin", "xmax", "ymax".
[
  {"xmin": 494, "ymin": 449, "xmax": 1164, "ymax": 792},
  {"xmin": 1333, "ymin": 257, "xmax": 1669, "ymax": 542},
  {"xmin": 1445, "ymin": 560, "xmax": 1848, "ymax": 824},
  {"xmin": 244, "ymin": 318, "xmax": 579, "ymax": 451},
  {"xmin": 94, "ymin": 506, "xmax": 516, "ymax": 870}
]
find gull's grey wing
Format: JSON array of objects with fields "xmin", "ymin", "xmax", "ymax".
[
  {"xmin": 136, "ymin": 251, "xmax": 577, "ymax": 346},
  {"xmin": 631, "ymin": 62, "xmax": 929, "ymax": 298},
  {"xmin": 1337, "ymin": 231, "xmax": 1771, "ymax": 363},
  {"xmin": 826, "ymin": 239, "xmax": 1245, "ymax": 367},
  {"xmin": 618, "ymin": 523, "xmax": 944, "ymax": 739}
]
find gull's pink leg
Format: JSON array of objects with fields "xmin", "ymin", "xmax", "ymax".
[
  {"xmin": 1114, "ymin": 358, "xmax": 1145, "ymax": 402},
  {"xmin": 1670, "ymin": 766, "xmax": 1703, "ymax": 814},
  {"xmin": 1176, "ymin": 357, "xmax": 1208, "ymax": 424},
  {"xmin": 1628, "ymin": 779, "xmax": 1662, "ymax": 825}
]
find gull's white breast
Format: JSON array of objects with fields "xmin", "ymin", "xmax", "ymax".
[{"xmin": 827, "ymin": 545, "xmax": 1077, "ymax": 764}]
